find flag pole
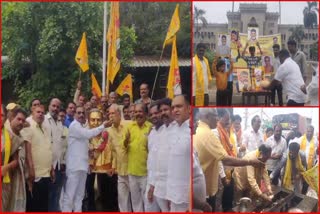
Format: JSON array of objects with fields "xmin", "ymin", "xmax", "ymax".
[
  {"xmin": 102, "ymin": 2, "xmax": 107, "ymax": 96},
  {"xmin": 151, "ymin": 49, "xmax": 164, "ymax": 99}
]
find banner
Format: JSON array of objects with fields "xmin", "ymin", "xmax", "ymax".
[
  {"xmin": 115, "ymin": 74, "xmax": 133, "ymax": 102},
  {"xmin": 301, "ymin": 164, "xmax": 318, "ymax": 194}
]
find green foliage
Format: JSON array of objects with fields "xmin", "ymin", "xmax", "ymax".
[
  {"xmin": 204, "ymin": 49, "xmax": 215, "ymax": 67},
  {"xmin": 288, "ymin": 26, "xmax": 305, "ymax": 44}
]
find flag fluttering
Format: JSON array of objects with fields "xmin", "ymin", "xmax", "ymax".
[
  {"xmin": 164, "ymin": 4, "xmax": 181, "ymax": 98},
  {"xmin": 163, "ymin": 4, "xmax": 180, "ymax": 49},
  {"xmin": 167, "ymin": 37, "xmax": 181, "ymax": 98},
  {"xmin": 107, "ymin": 2, "xmax": 120, "ymax": 84},
  {"xmin": 302, "ymin": 164, "xmax": 318, "ymax": 193},
  {"xmin": 75, "ymin": 32, "xmax": 89, "ymax": 72},
  {"xmin": 91, "ymin": 73, "xmax": 102, "ymax": 98},
  {"xmin": 115, "ymin": 74, "xmax": 133, "ymax": 102}
]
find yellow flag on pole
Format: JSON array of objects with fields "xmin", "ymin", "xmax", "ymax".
[
  {"xmin": 115, "ymin": 74, "xmax": 133, "ymax": 102},
  {"xmin": 163, "ymin": 4, "xmax": 180, "ymax": 49},
  {"xmin": 75, "ymin": 32, "xmax": 89, "ymax": 72},
  {"xmin": 301, "ymin": 164, "xmax": 318, "ymax": 194},
  {"xmin": 167, "ymin": 36, "xmax": 181, "ymax": 99},
  {"xmin": 107, "ymin": 2, "xmax": 120, "ymax": 84},
  {"xmin": 91, "ymin": 73, "xmax": 102, "ymax": 98}
]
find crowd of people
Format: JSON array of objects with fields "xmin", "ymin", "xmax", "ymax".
[
  {"xmin": 193, "ymin": 108, "xmax": 318, "ymax": 212},
  {"xmin": 1, "ymin": 82, "xmax": 192, "ymax": 212},
  {"xmin": 193, "ymin": 38, "xmax": 315, "ymax": 106}
]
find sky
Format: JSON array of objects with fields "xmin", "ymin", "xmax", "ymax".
[
  {"xmin": 233, "ymin": 108, "xmax": 319, "ymax": 134},
  {"xmin": 193, "ymin": 1, "xmax": 317, "ymax": 25}
]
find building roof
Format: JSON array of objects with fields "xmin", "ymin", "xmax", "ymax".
[{"xmin": 130, "ymin": 56, "xmax": 190, "ymax": 67}]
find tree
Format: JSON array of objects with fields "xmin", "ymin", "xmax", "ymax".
[
  {"xmin": 303, "ymin": 2, "xmax": 318, "ymax": 29},
  {"xmin": 193, "ymin": 6, "xmax": 208, "ymax": 39},
  {"xmin": 288, "ymin": 26, "xmax": 305, "ymax": 44}
]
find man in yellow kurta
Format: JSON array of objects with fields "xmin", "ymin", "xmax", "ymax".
[
  {"xmin": 193, "ymin": 43, "xmax": 212, "ymax": 106},
  {"xmin": 233, "ymin": 144, "xmax": 273, "ymax": 203},
  {"xmin": 124, "ymin": 103, "xmax": 152, "ymax": 212},
  {"xmin": 107, "ymin": 104, "xmax": 132, "ymax": 212}
]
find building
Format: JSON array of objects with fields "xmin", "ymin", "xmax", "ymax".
[{"xmin": 194, "ymin": 3, "xmax": 318, "ymax": 60}]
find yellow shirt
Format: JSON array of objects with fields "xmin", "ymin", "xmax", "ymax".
[
  {"xmin": 107, "ymin": 120, "xmax": 133, "ymax": 176},
  {"xmin": 193, "ymin": 121, "xmax": 227, "ymax": 196},
  {"xmin": 125, "ymin": 121, "xmax": 152, "ymax": 176},
  {"xmin": 23, "ymin": 119, "xmax": 52, "ymax": 178},
  {"xmin": 233, "ymin": 150, "xmax": 271, "ymax": 196}
]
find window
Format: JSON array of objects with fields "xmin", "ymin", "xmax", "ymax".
[{"xmin": 268, "ymin": 22, "xmax": 274, "ymax": 27}]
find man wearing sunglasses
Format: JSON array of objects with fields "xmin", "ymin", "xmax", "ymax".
[{"xmin": 62, "ymin": 106, "xmax": 110, "ymax": 212}]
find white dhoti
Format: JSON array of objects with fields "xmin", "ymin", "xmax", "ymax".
[
  {"xmin": 170, "ymin": 202, "xmax": 189, "ymax": 212},
  {"xmin": 128, "ymin": 175, "xmax": 147, "ymax": 212},
  {"xmin": 144, "ymin": 183, "xmax": 161, "ymax": 212},
  {"xmin": 117, "ymin": 175, "xmax": 132, "ymax": 212},
  {"xmin": 62, "ymin": 170, "xmax": 87, "ymax": 212}
]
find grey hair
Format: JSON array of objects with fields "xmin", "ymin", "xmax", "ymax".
[
  {"xmin": 109, "ymin": 104, "xmax": 121, "ymax": 114},
  {"xmin": 198, "ymin": 108, "xmax": 217, "ymax": 118}
]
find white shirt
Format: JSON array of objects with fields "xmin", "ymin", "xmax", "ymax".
[
  {"xmin": 166, "ymin": 119, "xmax": 191, "ymax": 204},
  {"xmin": 265, "ymin": 135, "xmax": 287, "ymax": 171},
  {"xmin": 43, "ymin": 113, "xmax": 64, "ymax": 170},
  {"xmin": 274, "ymin": 57, "xmax": 306, "ymax": 103},
  {"xmin": 298, "ymin": 136, "xmax": 319, "ymax": 166},
  {"xmin": 193, "ymin": 56, "xmax": 209, "ymax": 95},
  {"xmin": 66, "ymin": 120, "xmax": 105, "ymax": 173},
  {"xmin": 242, "ymin": 128, "xmax": 264, "ymax": 152},
  {"xmin": 154, "ymin": 123, "xmax": 175, "ymax": 199},
  {"xmin": 147, "ymin": 125, "xmax": 164, "ymax": 186}
]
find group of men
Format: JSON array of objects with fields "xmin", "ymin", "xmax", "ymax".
[
  {"xmin": 193, "ymin": 38, "xmax": 312, "ymax": 106},
  {"xmin": 193, "ymin": 108, "xmax": 318, "ymax": 212},
  {"xmin": 1, "ymin": 82, "xmax": 192, "ymax": 212}
]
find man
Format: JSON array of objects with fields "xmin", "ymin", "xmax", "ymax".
[
  {"xmin": 231, "ymin": 114, "xmax": 242, "ymax": 152},
  {"xmin": 233, "ymin": 144, "xmax": 273, "ymax": 203},
  {"xmin": 124, "ymin": 103, "xmax": 152, "ymax": 211},
  {"xmin": 249, "ymin": 28, "xmax": 258, "ymax": 44},
  {"xmin": 122, "ymin": 93, "xmax": 131, "ymax": 107},
  {"xmin": 73, "ymin": 81, "xmax": 86, "ymax": 106},
  {"xmin": 287, "ymin": 40, "xmax": 307, "ymax": 82},
  {"xmin": 213, "ymin": 109, "xmax": 237, "ymax": 212},
  {"xmin": 109, "ymin": 92, "xmax": 118, "ymax": 105},
  {"xmin": 145, "ymin": 102, "xmax": 163, "ymax": 212},
  {"xmin": 2, "ymin": 107, "xmax": 27, "ymax": 212},
  {"xmin": 122, "ymin": 106, "xmax": 131, "ymax": 120},
  {"xmin": 166, "ymin": 95, "xmax": 191, "ymax": 212},
  {"xmin": 25, "ymin": 105, "xmax": 54, "ymax": 212},
  {"xmin": 26, "ymin": 99, "xmax": 41, "ymax": 123},
  {"xmin": 241, "ymin": 42, "xmax": 263, "ymax": 69},
  {"xmin": 273, "ymin": 36, "xmax": 279, "ymax": 45},
  {"xmin": 216, "ymin": 35, "xmax": 230, "ymax": 57},
  {"xmin": 129, "ymin": 104, "xmax": 135, "ymax": 121},
  {"xmin": 100, "ymin": 95, "xmax": 109, "ymax": 112},
  {"xmin": 265, "ymin": 124, "xmax": 287, "ymax": 185},
  {"xmin": 108, "ymin": 104, "xmax": 132, "ymax": 212},
  {"xmin": 263, "ymin": 49, "xmax": 307, "ymax": 106},
  {"xmin": 298, "ymin": 125, "xmax": 318, "ymax": 194},
  {"xmin": 193, "ymin": 108, "xmax": 264, "ymax": 211},
  {"xmin": 90, "ymin": 95, "xmax": 98, "ymax": 108},
  {"xmin": 153, "ymin": 98, "xmax": 174, "ymax": 212},
  {"xmin": 62, "ymin": 106, "xmax": 109, "ymax": 212},
  {"xmin": 193, "ymin": 43, "xmax": 212, "ymax": 106},
  {"xmin": 270, "ymin": 142, "xmax": 307, "ymax": 193},
  {"xmin": 43, "ymin": 98, "xmax": 64, "ymax": 212},
  {"xmin": 271, "ymin": 44, "xmax": 283, "ymax": 106},
  {"xmin": 134, "ymin": 83, "xmax": 153, "ymax": 106},
  {"xmin": 64, "ymin": 102, "xmax": 76, "ymax": 128},
  {"xmin": 242, "ymin": 115, "xmax": 264, "ymax": 153}
]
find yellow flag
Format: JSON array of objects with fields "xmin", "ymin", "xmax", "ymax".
[
  {"xmin": 167, "ymin": 36, "xmax": 181, "ymax": 99},
  {"xmin": 107, "ymin": 2, "xmax": 120, "ymax": 83},
  {"xmin": 115, "ymin": 74, "xmax": 133, "ymax": 102},
  {"xmin": 91, "ymin": 73, "xmax": 102, "ymax": 98},
  {"xmin": 301, "ymin": 164, "xmax": 318, "ymax": 193},
  {"xmin": 75, "ymin": 32, "xmax": 89, "ymax": 72},
  {"xmin": 163, "ymin": 4, "xmax": 180, "ymax": 49}
]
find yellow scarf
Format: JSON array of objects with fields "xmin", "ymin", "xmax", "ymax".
[
  {"xmin": 283, "ymin": 153, "xmax": 305, "ymax": 191},
  {"xmin": 300, "ymin": 134, "xmax": 315, "ymax": 169},
  {"xmin": 229, "ymin": 128, "xmax": 237, "ymax": 157},
  {"xmin": 195, "ymin": 55, "xmax": 212, "ymax": 106},
  {"xmin": 3, "ymin": 128, "xmax": 11, "ymax": 183}
]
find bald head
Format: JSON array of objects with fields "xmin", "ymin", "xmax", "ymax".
[{"xmin": 49, "ymin": 98, "xmax": 61, "ymax": 120}]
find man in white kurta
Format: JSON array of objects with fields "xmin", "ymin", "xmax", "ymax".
[
  {"xmin": 241, "ymin": 115, "xmax": 264, "ymax": 153},
  {"xmin": 166, "ymin": 95, "xmax": 191, "ymax": 212},
  {"xmin": 62, "ymin": 106, "xmax": 108, "ymax": 212}
]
